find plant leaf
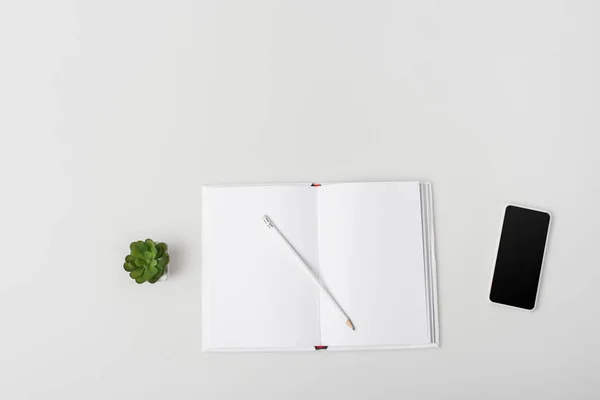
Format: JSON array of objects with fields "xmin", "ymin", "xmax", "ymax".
[
  {"xmin": 157, "ymin": 254, "xmax": 170, "ymax": 268},
  {"xmin": 135, "ymin": 276, "xmax": 146, "ymax": 284},
  {"xmin": 134, "ymin": 258, "xmax": 146, "ymax": 267},
  {"xmin": 156, "ymin": 243, "xmax": 167, "ymax": 258},
  {"xmin": 130, "ymin": 242, "xmax": 144, "ymax": 258},
  {"xmin": 149, "ymin": 265, "xmax": 165, "ymax": 283},
  {"xmin": 142, "ymin": 266, "xmax": 157, "ymax": 281},
  {"xmin": 123, "ymin": 262, "xmax": 136, "ymax": 272},
  {"xmin": 148, "ymin": 273, "xmax": 162, "ymax": 284},
  {"xmin": 138, "ymin": 241, "xmax": 149, "ymax": 254},
  {"xmin": 150, "ymin": 259, "xmax": 157, "ymax": 267},
  {"xmin": 134, "ymin": 241, "xmax": 150, "ymax": 258},
  {"xmin": 145, "ymin": 239, "xmax": 157, "ymax": 258},
  {"xmin": 148, "ymin": 264, "xmax": 159, "ymax": 276},
  {"xmin": 125, "ymin": 255, "xmax": 135, "ymax": 263},
  {"xmin": 130, "ymin": 268, "xmax": 144, "ymax": 279}
]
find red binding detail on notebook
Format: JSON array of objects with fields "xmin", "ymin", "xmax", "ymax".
[
  {"xmin": 314, "ymin": 345, "xmax": 328, "ymax": 350},
  {"xmin": 311, "ymin": 183, "xmax": 321, "ymax": 187}
]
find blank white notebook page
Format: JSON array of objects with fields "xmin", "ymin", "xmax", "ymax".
[
  {"xmin": 317, "ymin": 182, "xmax": 430, "ymax": 347},
  {"xmin": 202, "ymin": 185, "xmax": 320, "ymax": 350}
]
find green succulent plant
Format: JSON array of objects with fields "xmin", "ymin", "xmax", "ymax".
[{"xmin": 124, "ymin": 239, "xmax": 169, "ymax": 284}]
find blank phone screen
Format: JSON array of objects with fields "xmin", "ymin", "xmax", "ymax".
[{"xmin": 489, "ymin": 205, "xmax": 551, "ymax": 310}]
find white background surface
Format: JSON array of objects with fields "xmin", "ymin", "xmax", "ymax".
[{"xmin": 0, "ymin": 1, "xmax": 598, "ymax": 399}]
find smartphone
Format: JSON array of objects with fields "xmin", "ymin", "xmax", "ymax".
[{"xmin": 489, "ymin": 205, "xmax": 551, "ymax": 310}]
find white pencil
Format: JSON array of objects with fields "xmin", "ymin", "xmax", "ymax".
[{"xmin": 262, "ymin": 215, "xmax": 355, "ymax": 330}]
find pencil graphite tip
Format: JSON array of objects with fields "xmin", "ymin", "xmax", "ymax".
[{"xmin": 346, "ymin": 320, "xmax": 355, "ymax": 331}]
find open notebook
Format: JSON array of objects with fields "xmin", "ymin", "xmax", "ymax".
[{"xmin": 202, "ymin": 182, "xmax": 438, "ymax": 351}]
